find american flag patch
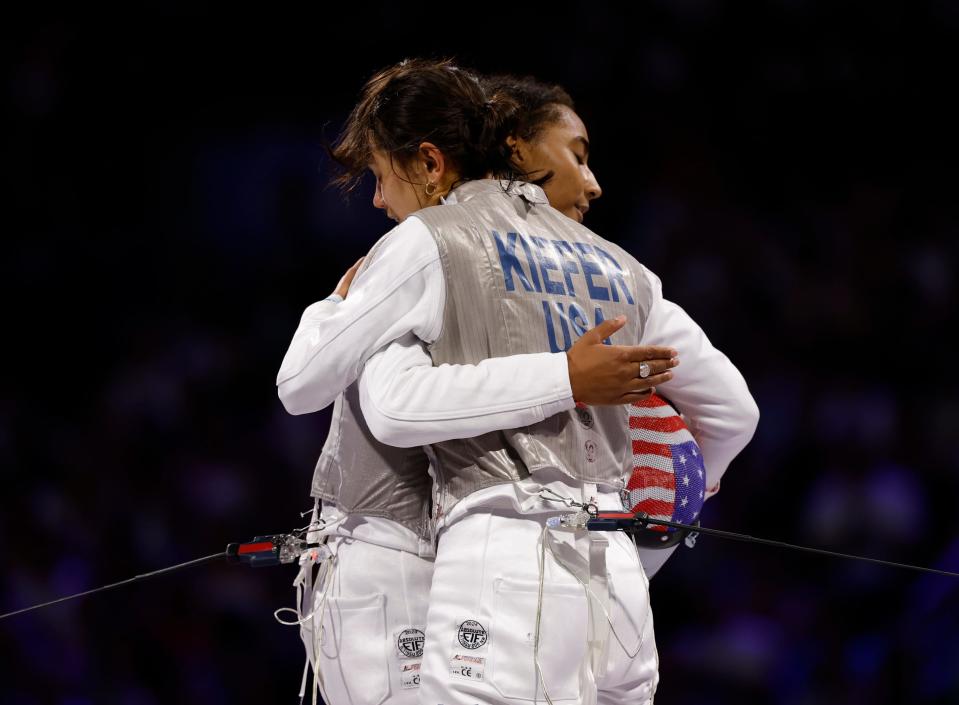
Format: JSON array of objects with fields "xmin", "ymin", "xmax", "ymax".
[{"xmin": 623, "ymin": 394, "xmax": 706, "ymax": 532}]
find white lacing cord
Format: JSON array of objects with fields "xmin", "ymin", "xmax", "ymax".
[
  {"xmin": 534, "ymin": 524, "xmax": 556, "ymax": 705},
  {"xmin": 539, "ymin": 487, "xmax": 582, "ymax": 508},
  {"xmin": 541, "ymin": 527, "xmax": 647, "ymax": 658},
  {"xmin": 536, "ymin": 488, "xmax": 657, "ymax": 697},
  {"xmin": 539, "ymin": 497, "xmax": 651, "ymax": 656},
  {"xmin": 274, "ymin": 552, "xmax": 338, "ymax": 705},
  {"xmin": 272, "ymin": 603, "xmax": 320, "ymax": 705},
  {"xmin": 533, "ymin": 521, "xmax": 631, "ymax": 705},
  {"xmin": 533, "ymin": 488, "xmax": 583, "ymax": 705},
  {"xmin": 308, "ymin": 554, "xmax": 337, "ymax": 705}
]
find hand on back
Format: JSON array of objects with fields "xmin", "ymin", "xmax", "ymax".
[{"xmin": 566, "ymin": 316, "xmax": 678, "ymax": 405}]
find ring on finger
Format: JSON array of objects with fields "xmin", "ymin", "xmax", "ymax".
[{"xmin": 639, "ymin": 362, "xmax": 651, "ymax": 379}]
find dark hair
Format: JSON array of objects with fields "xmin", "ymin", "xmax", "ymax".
[
  {"xmin": 480, "ymin": 74, "xmax": 576, "ymax": 143},
  {"xmin": 330, "ymin": 58, "xmax": 519, "ymax": 193}
]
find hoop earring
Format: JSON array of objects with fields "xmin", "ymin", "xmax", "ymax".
[{"xmin": 424, "ymin": 181, "xmax": 437, "ymax": 197}]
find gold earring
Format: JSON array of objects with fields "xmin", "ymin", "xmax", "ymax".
[{"xmin": 424, "ymin": 181, "xmax": 437, "ymax": 197}]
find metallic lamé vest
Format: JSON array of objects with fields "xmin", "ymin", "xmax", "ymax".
[
  {"xmin": 414, "ymin": 180, "xmax": 654, "ymax": 515},
  {"xmin": 309, "ymin": 242, "xmax": 432, "ymax": 543}
]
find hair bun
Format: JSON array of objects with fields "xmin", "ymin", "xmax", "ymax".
[{"xmin": 330, "ymin": 58, "xmax": 522, "ymax": 192}]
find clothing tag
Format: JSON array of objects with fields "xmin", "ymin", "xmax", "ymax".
[
  {"xmin": 450, "ymin": 617, "xmax": 489, "ymax": 652},
  {"xmin": 395, "ymin": 627, "xmax": 426, "ymax": 659},
  {"xmin": 399, "ymin": 662, "xmax": 421, "ymax": 689},
  {"xmin": 448, "ymin": 616, "xmax": 489, "ymax": 682},
  {"xmin": 449, "ymin": 653, "xmax": 485, "ymax": 682}
]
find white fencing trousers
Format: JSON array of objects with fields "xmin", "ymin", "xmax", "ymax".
[
  {"xmin": 298, "ymin": 536, "xmax": 435, "ymax": 705},
  {"xmin": 418, "ymin": 512, "xmax": 658, "ymax": 705}
]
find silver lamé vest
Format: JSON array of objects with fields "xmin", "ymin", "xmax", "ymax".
[
  {"xmin": 310, "ymin": 244, "xmax": 432, "ymax": 544},
  {"xmin": 414, "ymin": 180, "xmax": 654, "ymax": 515}
]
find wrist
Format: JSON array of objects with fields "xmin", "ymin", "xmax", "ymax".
[{"xmin": 566, "ymin": 351, "xmax": 579, "ymax": 403}]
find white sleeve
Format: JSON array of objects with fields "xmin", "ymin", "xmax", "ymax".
[
  {"xmin": 276, "ymin": 217, "xmax": 446, "ymax": 415},
  {"xmin": 640, "ymin": 268, "xmax": 760, "ymax": 498},
  {"xmin": 357, "ymin": 335, "xmax": 575, "ymax": 448}
]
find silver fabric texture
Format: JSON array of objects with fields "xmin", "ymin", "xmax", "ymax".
[{"xmin": 415, "ymin": 180, "xmax": 654, "ymax": 515}]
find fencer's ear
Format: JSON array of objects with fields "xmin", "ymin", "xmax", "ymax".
[
  {"xmin": 506, "ymin": 135, "xmax": 527, "ymax": 166},
  {"xmin": 418, "ymin": 142, "xmax": 446, "ymax": 181}
]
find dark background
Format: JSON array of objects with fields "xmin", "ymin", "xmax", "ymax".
[{"xmin": 3, "ymin": 3, "xmax": 958, "ymax": 704}]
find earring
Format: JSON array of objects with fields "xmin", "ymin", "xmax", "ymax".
[{"xmin": 424, "ymin": 181, "xmax": 437, "ymax": 197}]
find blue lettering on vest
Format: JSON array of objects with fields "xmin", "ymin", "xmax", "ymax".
[
  {"xmin": 517, "ymin": 234, "xmax": 543, "ymax": 292},
  {"xmin": 555, "ymin": 302, "xmax": 573, "ymax": 351},
  {"xmin": 530, "ymin": 236, "xmax": 565, "ymax": 295},
  {"xmin": 542, "ymin": 300, "xmax": 572, "ymax": 352},
  {"xmin": 493, "ymin": 231, "xmax": 537, "ymax": 293},
  {"xmin": 594, "ymin": 246, "xmax": 635, "ymax": 305},
  {"xmin": 567, "ymin": 302, "xmax": 589, "ymax": 338},
  {"xmin": 551, "ymin": 240, "xmax": 580, "ymax": 297},
  {"xmin": 593, "ymin": 306, "xmax": 612, "ymax": 345},
  {"xmin": 543, "ymin": 300, "xmax": 613, "ymax": 350},
  {"xmin": 573, "ymin": 243, "xmax": 610, "ymax": 301}
]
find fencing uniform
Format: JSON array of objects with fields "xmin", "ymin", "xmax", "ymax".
[
  {"xmin": 288, "ymin": 367, "xmax": 433, "ymax": 705},
  {"xmin": 279, "ymin": 180, "xmax": 759, "ymax": 704},
  {"xmin": 279, "ymin": 268, "xmax": 575, "ymax": 703},
  {"xmin": 412, "ymin": 180, "xmax": 656, "ymax": 705}
]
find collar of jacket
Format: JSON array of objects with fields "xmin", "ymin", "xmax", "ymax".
[{"xmin": 442, "ymin": 178, "xmax": 549, "ymax": 206}]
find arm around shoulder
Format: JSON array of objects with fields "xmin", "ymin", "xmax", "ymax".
[
  {"xmin": 359, "ymin": 335, "xmax": 574, "ymax": 448},
  {"xmin": 275, "ymin": 217, "xmax": 445, "ymax": 415}
]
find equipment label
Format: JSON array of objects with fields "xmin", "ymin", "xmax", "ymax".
[{"xmin": 449, "ymin": 653, "xmax": 485, "ymax": 682}]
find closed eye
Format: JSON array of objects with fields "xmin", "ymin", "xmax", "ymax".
[{"xmin": 573, "ymin": 136, "xmax": 590, "ymax": 165}]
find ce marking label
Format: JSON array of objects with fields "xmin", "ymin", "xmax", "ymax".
[{"xmin": 449, "ymin": 654, "xmax": 485, "ymax": 681}]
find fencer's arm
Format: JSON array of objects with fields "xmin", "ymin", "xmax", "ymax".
[
  {"xmin": 276, "ymin": 217, "xmax": 445, "ymax": 414},
  {"xmin": 358, "ymin": 335, "xmax": 575, "ymax": 448},
  {"xmin": 641, "ymin": 269, "xmax": 760, "ymax": 498}
]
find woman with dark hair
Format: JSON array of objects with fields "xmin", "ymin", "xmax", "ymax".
[
  {"xmin": 355, "ymin": 73, "xmax": 754, "ymax": 585},
  {"xmin": 343, "ymin": 73, "xmax": 756, "ymax": 705},
  {"xmin": 277, "ymin": 59, "xmax": 679, "ymax": 705},
  {"xmin": 476, "ymin": 74, "xmax": 748, "ymax": 578},
  {"xmin": 280, "ymin": 58, "xmax": 759, "ymax": 704},
  {"xmin": 484, "ymin": 74, "xmax": 601, "ymax": 224}
]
